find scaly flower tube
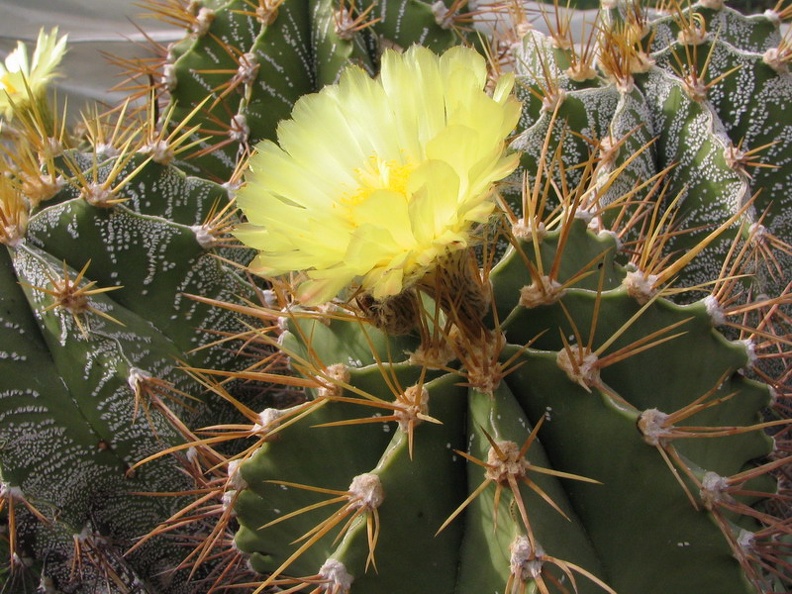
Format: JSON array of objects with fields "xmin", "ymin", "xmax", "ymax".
[
  {"xmin": 235, "ymin": 45, "xmax": 521, "ymax": 305},
  {"xmin": 0, "ymin": 28, "xmax": 67, "ymax": 119}
]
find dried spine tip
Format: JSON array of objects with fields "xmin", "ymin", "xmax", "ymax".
[
  {"xmin": 334, "ymin": 8, "xmax": 357, "ymax": 40},
  {"xmin": 629, "ymin": 51, "xmax": 655, "ymax": 74},
  {"xmin": 638, "ymin": 408, "xmax": 671, "ymax": 446},
  {"xmin": 566, "ymin": 63, "xmax": 598, "ymax": 82},
  {"xmin": 190, "ymin": 224, "xmax": 217, "ymax": 249},
  {"xmin": 615, "ymin": 75, "xmax": 635, "ymax": 94},
  {"xmin": 598, "ymin": 136, "xmax": 619, "ymax": 168},
  {"xmin": 512, "ymin": 219, "xmax": 546, "ymax": 242},
  {"xmin": 191, "ymin": 7, "xmax": 215, "ymax": 36},
  {"xmin": 736, "ymin": 529, "xmax": 755, "ymax": 553},
  {"xmin": 549, "ymin": 33, "xmax": 573, "ymax": 51},
  {"xmin": 230, "ymin": 113, "xmax": 250, "ymax": 142},
  {"xmin": 235, "ymin": 52, "xmax": 259, "ymax": 86},
  {"xmin": 677, "ymin": 26, "xmax": 707, "ymax": 46},
  {"xmin": 700, "ymin": 471, "xmax": 731, "ymax": 510},
  {"xmin": 318, "ymin": 559, "xmax": 354, "ymax": 592},
  {"xmin": 81, "ymin": 183, "xmax": 116, "ymax": 207},
  {"xmin": 519, "ymin": 276, "xmax": 565, "ymax": 308},
  {"xmin": 763, "ymin": 9, "xmax": 781, "ymax": 25},
  {"xmin": 227, "ymin": 459, "xmax": 248, "ymax": 490},
  {"xmin": 95, "ymin": 144, "xmax": 120, "ymax": 159},
  {"xmin": 747, "ymin": 222, "xmax": 768, "ymax": 246},
  {"xmin": 486, "ymin": 441, "xmax": 527, "ymax": 483},
  {"xmin": 0, "ymin": 189, "xmax": 28, "ymax": 247},
  {"xmin": 514, "ymin": 21, "xmax": 533, "ymax": 39},
  {"xmin": 221, "ymin": 490, "xmax": 237, "ymax": 513},
  {"xmin": 573, "ymin": 205, "xmax": 595, "ymax": 223},
  {"xmin": 140, "ymin": 139, "xmax": 174, "ymax": 165},
  {"xmin": 510, "ymin": 536, "xmax": 545, "ymax": 581},
  {"xmin": 21, "ymin": 173, "xmax": 64, "ymax": 205},
  {"xmin": 431, "ymin": 0, "xmax": 454, "ymax": 29},
  {"xmin": 683, "ymin": 76, "xmax": 708, "ymax": 102},
  {"xmin": 740, "ymin": 338, "xmax": 757, "ymax": 368},
  {"xmin": 409, "ymin": 338, "xmax": 456, "ymax": 369},
  {"xmin": 462, "ymin": 331, "xmax": 506, "ymax": 395},
  {"xmin": 256, "ymin": 0, "xmax": 280, "ymax": 25},
  {"xmin": 161, "ymin": 63, "xmax": 177, "ymax": 92},
  {"xmin": 762, "ymin": 47, "xmax": 789, "ymax": 74},
  {"xmin": 724, "ymin": 143, "xmax": 747, "ymax": 172},
  {"xmin": 44, "ymin": 138, "xmax": 64, "ymax": 160},
  {"xmin": 127, "ymin": 367, "xmax": 153, "ymax": 393},
  {"xmin": 74, "ymin": 524, "xmax": 98, "ymax": 543},
  {"xmin": 541, "ymin": 88, "xmax": 566, "ymax": 112},
  {"xmin": 0, "ymin": 482, "xmax": 25, "ymax": 501},
  {"xmin": 253, "ymin": 407, "xmax": 283, "ymax": 434},
  {"xmin": 591, "ymin": 224, "xmax": 621, "ymax": 250},
  {"xmin": 348, "ymin": 473, "xmax": 384, "ymax": 510}
]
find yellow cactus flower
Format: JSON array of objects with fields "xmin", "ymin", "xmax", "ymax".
[
  {"xmin": 235, "ymin": 45, "xmax": 521, "ymax": 305},
  {"xmin": 0, "ymin": 28, "xmax": 67, "ymax": 119}
]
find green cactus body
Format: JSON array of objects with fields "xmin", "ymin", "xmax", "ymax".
[
  {"xmin": 230, "ymin": 216, "xmax": 779, "ymax": 592},
  {"xmin": 0, "ymin": 0, "xmax": 789, "ymax": 592},
  {"xmin": 0, "ymin": 146, "xmax": 265, "ymax": 590},
  {"xmin": 511, "ymin": 1, "xmax": 791, "ymax": 341},
  {"xmin": 215, "ymin": 3, "xmax": 791, "ymax": 593}
]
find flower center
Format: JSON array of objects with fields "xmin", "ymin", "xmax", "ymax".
[{"xmin": 342, "ymin": 155, "xmax": 414, "ymax": 207}]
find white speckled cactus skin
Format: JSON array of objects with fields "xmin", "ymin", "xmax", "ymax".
[
  {"xmin": 0, "ymin": 147, "xmax": 268, "ymax": 591},
  {"xmin": 510, "ymin": 1, "xmax": 792, "ymax": 370}
]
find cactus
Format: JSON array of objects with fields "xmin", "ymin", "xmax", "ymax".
[
  {"xmin": 508, "ymin": 0, "xmax": 792, "ymax": 377},
  {"xmin": 228, "ymin": 220, "xmax": 785, "ymax": 593},
  {"xmin": 0, "ymin": 42, "xmax": 270, "ymax": 588},
  {"xmin": 193, "ymin": 3, "xmax": 790, "ymax": 594},
  {"xmin": 0, "ymin": 0, "xmax": 790, "ymax": 593}
]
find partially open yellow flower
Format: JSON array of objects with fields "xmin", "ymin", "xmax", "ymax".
[
  {"xmin": 235, "ymin": 45, "xmax": 521, "ymax": 305},
  {"xmin": 0, "ymin": 28, "xmax": 67, "ymax": 119}
]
